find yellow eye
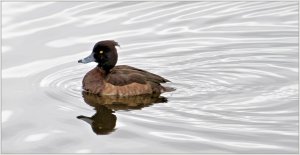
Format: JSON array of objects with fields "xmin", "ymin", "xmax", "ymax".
[{"xmin": 99, "ymin": 51, "xmax": 103, "ymax": 54}]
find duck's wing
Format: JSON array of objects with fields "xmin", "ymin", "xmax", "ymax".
[{"xmin": 106, "ymin": 65, "xmax": 170, "ymax": 86}]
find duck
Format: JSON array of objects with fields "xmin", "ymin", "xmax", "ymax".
[{"xmin": 78, "ymin": 40, "xmax": 173, "ymax": 96}]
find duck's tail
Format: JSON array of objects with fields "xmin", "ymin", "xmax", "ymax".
[{"xmin": 161, "ymin": 86, "xmax": 176, "ymax": 93}]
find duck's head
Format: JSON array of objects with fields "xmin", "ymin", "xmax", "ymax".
[{"xmin": 78, "ymin": 40, "xmax": 120, "ymax": 72}]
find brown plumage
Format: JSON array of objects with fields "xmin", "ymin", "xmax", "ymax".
[{"xmin": 79, "ymin": 40, "xmax": 174, "ymax": 96}]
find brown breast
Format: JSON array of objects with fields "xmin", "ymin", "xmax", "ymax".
[{"xmin": 82, "ymin": 67, "xmax": 105, "ymax": 94}]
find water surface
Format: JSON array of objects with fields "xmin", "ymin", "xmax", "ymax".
[{"xmin": 2, "ymin": 1, "xmax": 299, "ymax": 153}]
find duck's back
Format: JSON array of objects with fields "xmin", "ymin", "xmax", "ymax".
[{"xmin": 82, "ymin": 65, "xmax": 171, "ymax": 96}]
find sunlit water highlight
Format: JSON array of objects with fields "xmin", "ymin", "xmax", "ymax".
[{"xmin": 2, "ymin": 1, "xmax": 298, "ymax": 153}]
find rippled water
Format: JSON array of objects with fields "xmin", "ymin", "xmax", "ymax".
[{"xmin": 2, "ymin": 1, "xmax": 298, "ymax": 153}]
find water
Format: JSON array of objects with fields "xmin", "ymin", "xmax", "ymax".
[{"xmin": 2, "ymin": 1, "xmax": 298, "ymax": 153}]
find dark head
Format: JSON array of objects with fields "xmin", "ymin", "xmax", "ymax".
[{"xmin": 78, "ymin": 40, "xmax": 120, "ymax": 72}]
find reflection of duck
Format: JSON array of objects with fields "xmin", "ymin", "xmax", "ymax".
[
  {"xmin": 78, "ymin": 40, "xmax": 174, "ymax": 96},
  {"xmin": 77, "ymin": 106, "xmax": 116, "ymax": 135},
  {"xmin": 77, "ymin": 91, "xmax": 168, "ymax": 135}
]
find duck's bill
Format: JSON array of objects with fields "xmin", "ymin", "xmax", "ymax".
[{"xmin": 78, "ymin": 54, "xmax": 95, "ymax": 64}]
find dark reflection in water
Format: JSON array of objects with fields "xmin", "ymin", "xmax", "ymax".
[
  {"xmin": 77, "ymin": 91, "xmax": 168, "ymax": 135},
  {"xmin": 77, "ymin": 106, "xmax": 117, "ymax": 135}
]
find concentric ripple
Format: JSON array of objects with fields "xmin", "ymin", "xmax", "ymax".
[{"xmin": 40, "ymin": 65, "xmax": 89, "ymax": 102}]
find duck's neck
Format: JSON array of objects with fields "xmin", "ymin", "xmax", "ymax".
[{"xmin": 96, "ymin": 66, "xmax": 110, "ymax": 75}]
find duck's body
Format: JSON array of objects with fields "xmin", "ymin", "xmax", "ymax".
[
  {"xmin": 79, "ymin": 40, "xmax": 172, "ymax": 96},
  {"xmin": 83, "ymin": 65, "xmax": 169, "ymax": 96}
]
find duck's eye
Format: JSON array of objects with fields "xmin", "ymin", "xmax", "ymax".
[{"xmin": 99, "ymin": 51, "xmax": 103, "ymax": 54}]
